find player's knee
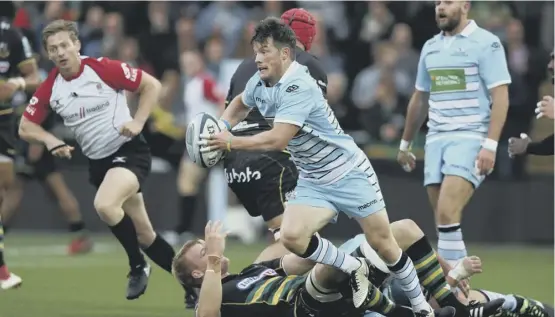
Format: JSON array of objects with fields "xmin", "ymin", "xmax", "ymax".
[
  {"xmin": 280, "ymin": 226, "xmax": 310, "ymax": 255},
  {"xmin": 93, "ymin": 197, "xmax": 123, "ymax": 222},
  {"xmin": 390, "ymin": 219, "xmax": 424, "ymax": 251}
]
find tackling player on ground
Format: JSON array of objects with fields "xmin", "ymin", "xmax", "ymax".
[
  {"xmin": 18, "ymin": 20, "xmax": 181, "ymax": 301},
  {"xmin": 203, "ymin": 17, "xmax": 446, "ymax": 316},
  {"xmin": 397, "ymin": 1, "xmax": 511, "ymax": 269},
  {"xmin": 0, "ymin": 2, "xmax": 41, "ymax": 290}
]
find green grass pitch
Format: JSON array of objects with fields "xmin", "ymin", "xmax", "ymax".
[{"xmin": 0, "ymin": 233, "xmax": 552, "ymax": 317}]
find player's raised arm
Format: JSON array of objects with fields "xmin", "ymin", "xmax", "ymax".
[
  {"xmin": 230, "ymin": 79, "xmax": 310, "ymax": 151},
  {"xmin": 196, "ymin": 221, "xmax": 226, "ymax": 317},
  {"xmin": 480, "ymin": 39, "xmax": 511, "ymax": 144}
]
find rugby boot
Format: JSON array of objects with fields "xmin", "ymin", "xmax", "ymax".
[
  {"xmin": 0, "ymin": 271, "xmax": 22, "ymax": 290},
  {"xmin": 513, "ymin": 295, "xmax": 549, "ymax": 317},
  {"xmin": 349, "ymin": 257, "xmax": 371, "ymax": 308},
  {"xmin": 126, "ymin": 262, "xmax": 151, "ymax": 300},
  {"xmin": 68, "ymin": 235, "xmax": 93, "ymax": 255},
  {"xmin": 413, "ymin": 306, "xmax": 456, "ymax": 317},
  {"xmin": 469, "ymin": 298, "xmax": 506, "ymax": 317}
]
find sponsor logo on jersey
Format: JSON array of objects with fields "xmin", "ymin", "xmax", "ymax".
[
  {"xmin": 225, "ymin": 167, "xmax": 262, "ymax": 184},
  {"xmin": 236, "ymin": 269, "xmax": 278, "ymax": 290}
]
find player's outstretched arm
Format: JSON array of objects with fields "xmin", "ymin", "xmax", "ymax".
[{"xmin": 401, "ymin": 89, "xmax": 430, "ymax": 144}]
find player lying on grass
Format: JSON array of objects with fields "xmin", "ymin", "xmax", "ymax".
[
  {"xmin": 172, "ymin": 220, "xmax": 505, "ymax": 317},
  {"xmin": 172, "ymin": 220, "xmax": 459, "ymax": 317},
  {"xmin": 338, "ymin": 233, "xmax": 551, "ymax": 317}
]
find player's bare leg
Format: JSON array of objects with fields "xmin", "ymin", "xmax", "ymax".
[
  {"xmin": 45, "ymin": 172, "xmax": 93, "ymax": 255},
  {"xmin": 123, "ymin": 189, "xmax": 196, "ymax": 307},
  {"xmin": 357, "ymin": 209, "xmax": 433, "ymax": 315},
  {"xmin": 432, "ymin": 176, "xmax": 474, "ymax": 268},
  {"xmin": 94, "ymin": 167, "xmax": 150, "ymax": 300},
  {"xmin": 0, "ymin": 159, "xmax": 21, "ymax": 290},
  {"xmin": 280, "ymin": 205, "xmax": 374, "ymax": 309},
  {"xmin": 254, "ymin": 214, "xmax": 290, "ymax": 262},
  {"xmin": 0, "ymin": 177, "xmax": 23, "ymax": 228}
]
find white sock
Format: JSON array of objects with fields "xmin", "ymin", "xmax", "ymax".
[
  {"xmin": 305, "ymin": 235, "xmax": 361, "ymax": 273},
  {"xmin": 437, "ymin": 223, "xmax": 467, "ymax": 267}
]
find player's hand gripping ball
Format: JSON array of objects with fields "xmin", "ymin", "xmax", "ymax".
[{"xmin": 185, "ymin": 112, "xmax": 226, "ymax": 168}]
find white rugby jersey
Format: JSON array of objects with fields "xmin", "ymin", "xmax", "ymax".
[
  {"xmin": 184, "ymin": 72, "xmax": 222, "ymax": 121},
  {"xmin": 22, "ymin": 56, "xmax": 143, "ymax": 159}
]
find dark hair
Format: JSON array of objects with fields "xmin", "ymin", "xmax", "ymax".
[{"xmin": 251, "ymin": 17, "xmax": 296, "ymax": 57}]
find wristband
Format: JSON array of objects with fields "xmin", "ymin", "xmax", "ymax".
[
  {"xmin": 49, "ymin": 144, "xmax": 67, "ymax": 153},
  {"xmin": 399, "ymin": 140, "xmax": 412, "ymax": 151},
  {"xmin": 219, "ymin": 119, "xmax": 231, "ymax": 131},
  {"xmin": 481, "ymin": 138, "xmax": 498, "ymax": 152},
  {"xmin": 226, "ymin": 137, "xmax": 232, "ymax": 152}
]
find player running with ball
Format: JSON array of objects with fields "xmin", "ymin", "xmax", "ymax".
[
  {"xmin": 202, "ymin": 17, "xmax": 441, "ymax": 316},
  {"xmin": 397, "ymin": 1, "xmax": 511, "ymax": 269}
]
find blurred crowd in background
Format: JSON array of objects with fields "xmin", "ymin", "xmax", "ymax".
[{"xmin": 8, "ymin": 1, "xmax": 555, "ymax": 179}]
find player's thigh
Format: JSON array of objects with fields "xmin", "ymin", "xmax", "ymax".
[
  {"xmin": 442, "ymin": 138, "xmax": 485, "ymax": 189},
  {"xmin": 0, "ymin": 160, "xmax": 14, "ymax": 189},
  {"xmin": 94, "ymin": 167, "xmax": 140, "ymax": 211},
  {"xmin": 424, "ymin": 139, "xmax": 447, "ymax": 187},
  {"xmin": 330, "ymin": 162, "xmax": 386, "ymax": 220},
  {"xmin": 389, "ymin": 219, "xmax": 425, "ymax": 251},
  {"xmin": 281, "ymin": 185, "xmax": 337, "ymax": 240},
  {"xmin": 436, "ymin": 175, "xmax": 474, "ymax": 220},
  {"xmin": 177, "ymin": 156, "xmax": 207, "ymax": 195}
]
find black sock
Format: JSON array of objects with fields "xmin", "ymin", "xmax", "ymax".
[
  {"xmin": 175, "ymin": 195, "xmax": 197, "ymax": 234},
  {"xmin": 142, "ymin": 234, "xmax": 175, "ymax": 273},
  {"xmin": 69, "ymin": 221, "xmax": 86, "ymax": 233},
  {"xmin": 109, "ymin": 214, "xmax": 146, "ymax": 269},
  {"xmin": 406, "ymin": 236, "xmax": 464, "ymax": 311},
  {"xmin": 301, "ymin": 235, "xmax": 320, "ymax": 258}
]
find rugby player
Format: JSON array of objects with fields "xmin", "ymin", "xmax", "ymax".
[
  {"xmin": 202, "ymin": 18, "xmax": 435, "ymax": 315},
  {"xmin": 0, "ymin": 2, "xmax": 41, "ymax": 290},
  {"xmin": 1, "ymin": 111, "xmax": 93, "ymax": 255},
  {"xmin": 397, "ymin": 1, "xmax": 511, "ymax": 269},
  {"xmin": 172, "ymin": 220, "xmax": 459, "ymax": 317},
  {"xmin": 508, "ymin": 51, "xmax": 554, "ymax": 157},
  {"xmin": 180, "ymin": 8, "xmax": 326, "ymax": 309},
  {"xmin": 18, "ymin": 20, "xmax": 178, "ymax": 300},
  {"xmin": 222, "ymin": 8, "xmax": 326, "ymax": 261}
]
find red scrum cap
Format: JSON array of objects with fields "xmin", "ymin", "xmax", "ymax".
[{"xmin": 281, "ymin": 8, "xmax": 316, "ymax": 51}]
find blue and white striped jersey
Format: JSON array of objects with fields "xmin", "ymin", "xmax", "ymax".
[
  {"xmin": 415, "ymin": 20, "xmax": 511, "ymax": 136},
  {"xmin": 242, "ymin": 61, "xmax": 363, "ymax": 185}
]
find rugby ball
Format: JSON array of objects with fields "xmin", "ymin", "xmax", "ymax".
[{"xmin": 186, "ymin": 112, "xmax": 225, "ymax": 168}]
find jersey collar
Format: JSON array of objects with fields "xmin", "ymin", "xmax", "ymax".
[
  {"xmin": 440, "ymin": 19, "xmax": 478, "ymax": 38},
  {"xmin": 277, "ymin": 61, "xmax": 300, "ymax": 86}
]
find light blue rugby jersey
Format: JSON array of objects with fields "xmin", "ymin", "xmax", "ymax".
[
  {"xmin": 415, "ymin": 20, "xmax": 511, "ymax": 136},
  {"xmin": 241, "ymin": 61, "xmax": 364, "ymax": 185}
]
